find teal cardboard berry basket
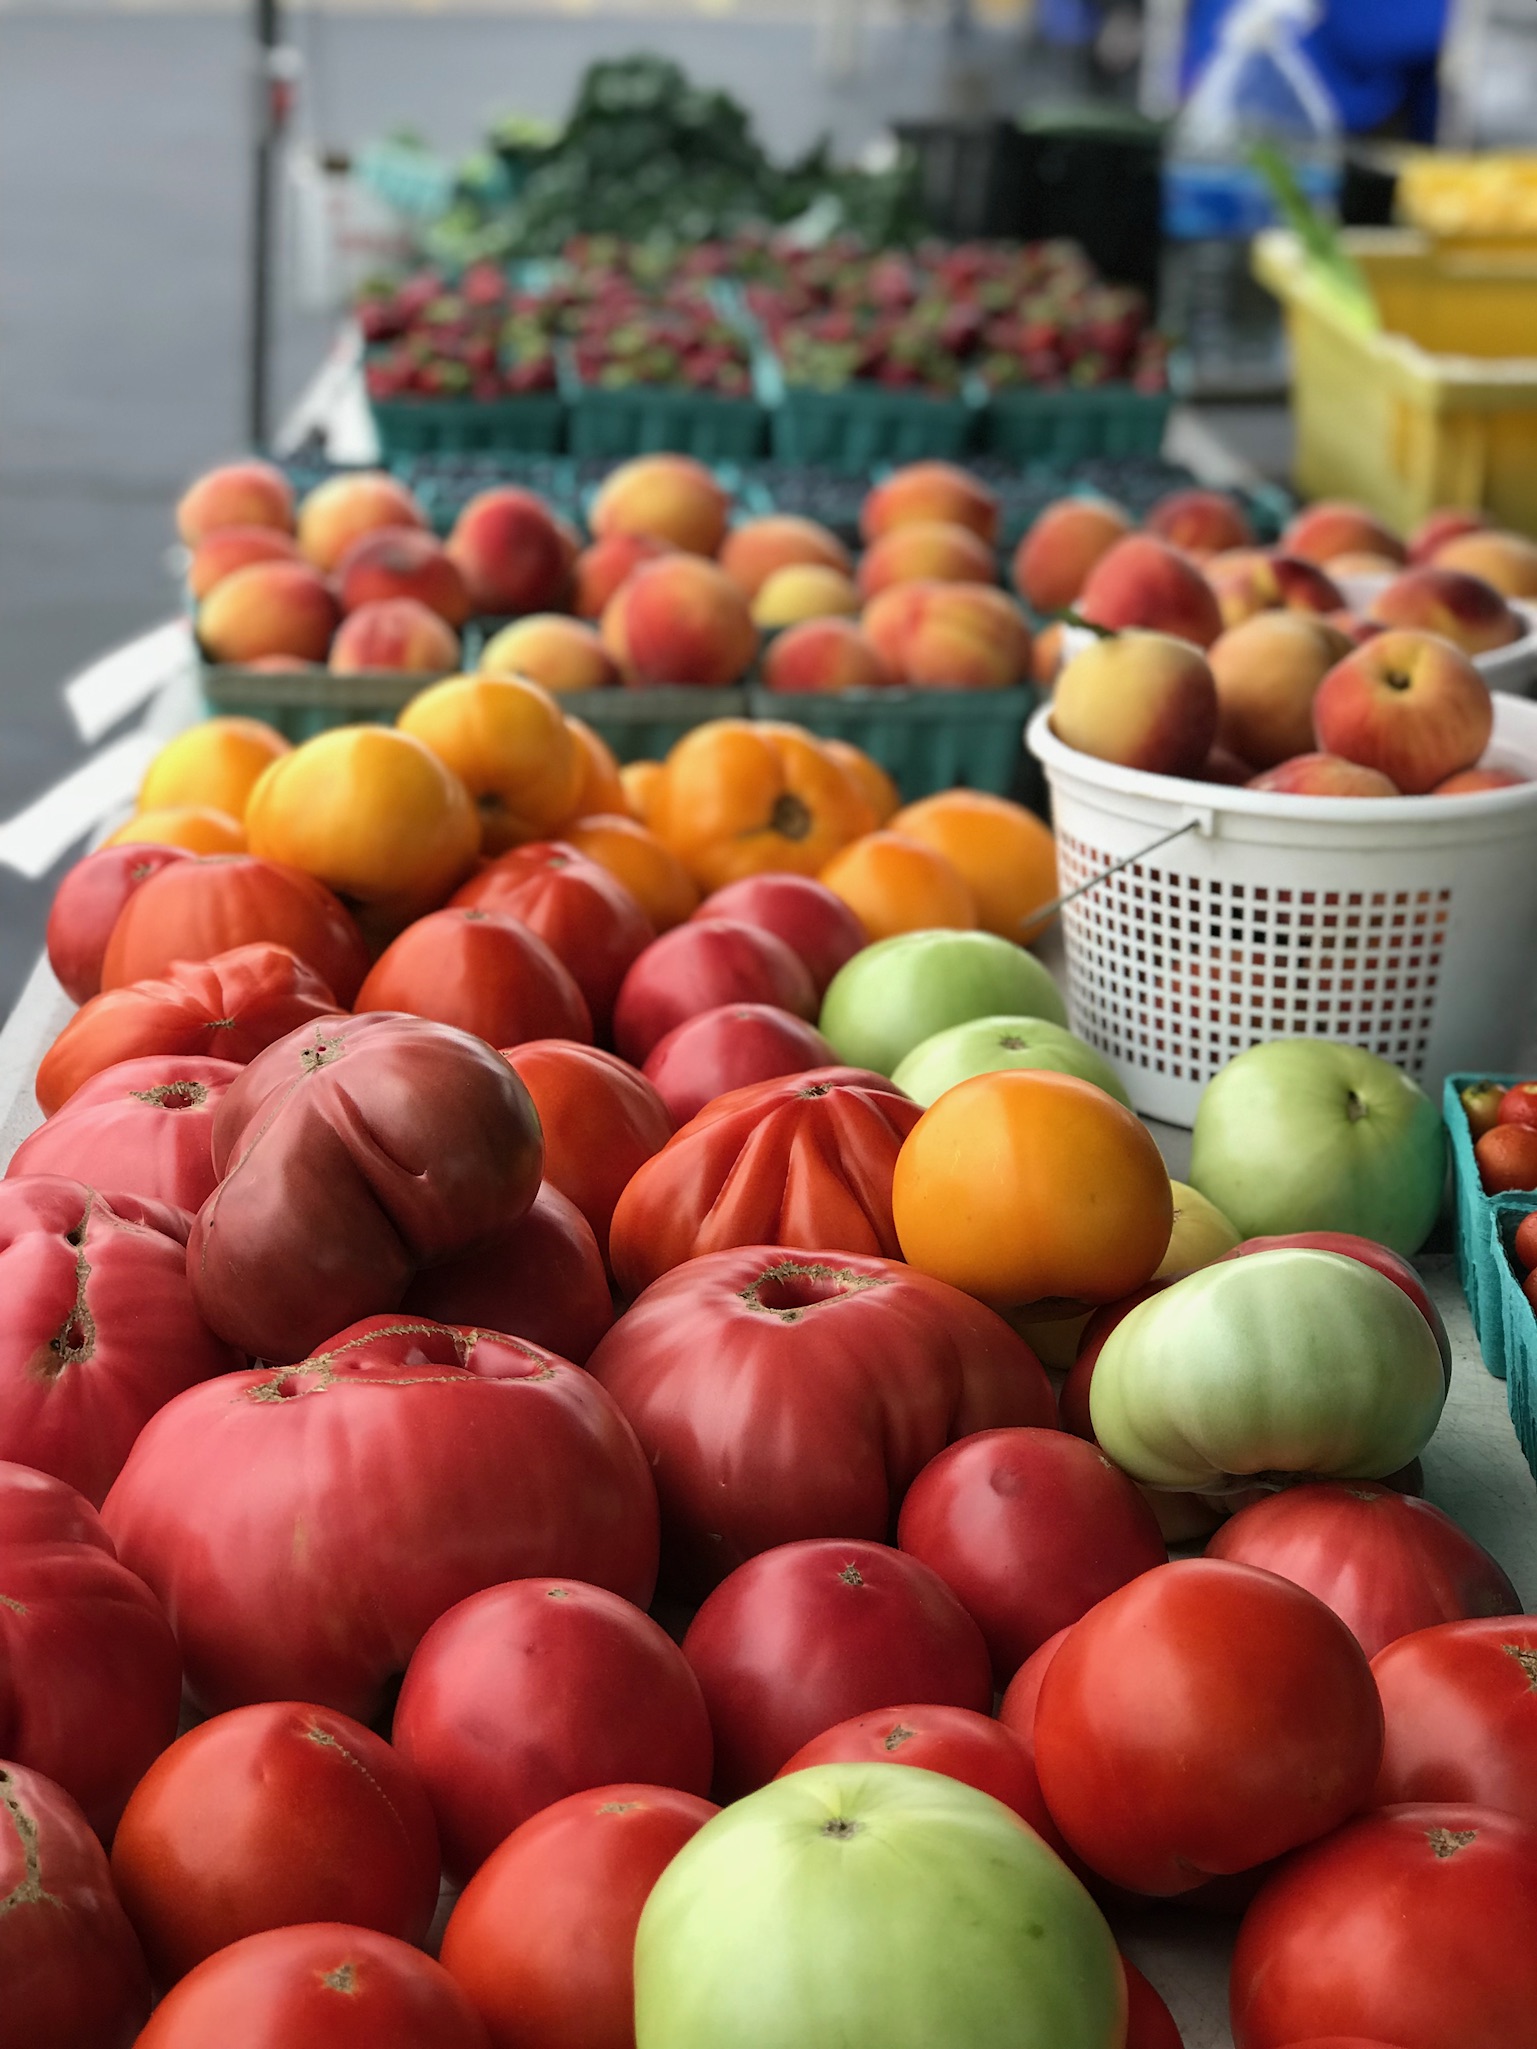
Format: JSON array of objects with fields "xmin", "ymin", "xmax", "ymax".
[
  {"xmin": 745, "ymin": 684, "xmax": 1035, "ymax": 801},
  {"xmin": 980, "ymin": 384, "xmax": 1174, "ymax": 464},
  {"xmin": 768, "ymin": 380, "xmax": 981, "ymax": 472},
  {"xmin": 1444, "ymin": 1073, "xmax": 1537, "ymax": 1477},
  {"xmin": 561, "ymin": 369, "xmax": 768, "ymax": 465}
]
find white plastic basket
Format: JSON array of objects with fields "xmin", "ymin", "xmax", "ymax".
[{"xmin": 1027, "ymin": 696, "xmax": 1537, "ymax": 1125}]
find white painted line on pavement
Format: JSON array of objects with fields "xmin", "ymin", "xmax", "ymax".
[
  {"xmin": 0, "ymin": 731, "xmax": 161, "ymax": 881},
  {"xmin": 65, "ymin": 619, "xmax": 195, "ymax": 744}
]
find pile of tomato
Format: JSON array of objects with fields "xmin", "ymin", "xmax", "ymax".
[{"xmin": 3, "ymin": 689, "xmax": 1535, "ymax": 2049}]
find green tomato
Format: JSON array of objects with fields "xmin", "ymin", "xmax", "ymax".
[
  {"xmin": 819, "ymin": 931, "xmax": 1068, "ymax": 1078},
  {"xmin": 634, "ymin": 1762, "xmax": 1123, "ymax": 2049},
  {"xmin": 891, "ymin": 1014, "xmax": 1129, "ymax": 1109},
  {"xmin": 1089, "ymin": 1248, "xmax": 1447, "ymax": 1491},
  {"xmin": 1189, "ymin": 1039, "xmax": 1445, "ymax": 1257}
]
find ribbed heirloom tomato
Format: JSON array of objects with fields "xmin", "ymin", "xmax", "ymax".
[
  {"xmin": 356, "ymin": 906, "xmax": 594, "ymax": 1050},
  {"xmin": 650, "ymin": 721, "xmax": 872, "ymax": 890},
  {"xmin": 500, "ymin": 1040, "xmax": 673, "ymax": 1253},
  {"xmin": 7, "ymin": 1053, "xmax": 241, "ymax": 1214},
  {"xmin": 608, "ymin": 1068, "xmax": 924, "ymax": 1298},
  {"xmin": 45, "ymin": 841, "xmax": 191, "ymax": 1004}
]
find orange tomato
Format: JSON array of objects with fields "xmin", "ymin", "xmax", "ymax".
[
  {"xmin": 562, "ymin": 714, "xmax": 628, "ymax": 821},
  {"xmin": 620, "ymin": 759, "xmax": 666, "ymax": 825},
  {"xmin": 650, "ymin": 720, "xmax": 871, "ymax": 891},
  {"xmin": 562, "ymin": 814, "xmax": 700, "ymax": 932},
  {"xmin": 893, "ymin": 791, "xmax": 1058, "ymax": 943},
  {"xmin": 105, "ymin": 807, "xmax": 246, "ymax": 855},
  {"xmin": 137, "ymin": 718, "xmax": 292, "ymax": 822},
  {"xmin": 819, "ymin": 830, "xmax": 977, "ymax": 941},
  {"xmin": 397, "ymin": 674, "xmax": 583, "ymax": 854},
  {"xmin": 823, "ymin": 739, "xmax": 901, "ymax": 823},
  {"xmin": 245, "ymin": 724, "xmax": 478, "ymax": 943},
  {"xmin": 892, "ymin": 1069, "xmax": 1173, "ymax": 1308}
]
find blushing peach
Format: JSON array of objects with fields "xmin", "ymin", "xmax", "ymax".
[
  {"xmin": 196, "ymin": 560, "xmax": 339, "ymax": 665},
  {"xmin": 187, "ymin": 525, "xmax": 301, "ymax": 600},
  {"xmin": 590, "ymin": 454, "xmax": 730, "ymax": 557},
  {"xmin": 329, "ymin": 598, "xmax": 459, "ymax": 675},
  {"xmin": 1432, "ymin": 528, "xmax": 1537, "ymax": 599},
  {"xmin": 176, "ymin": 459, "xmax": 295, "ymax": 545},
  {"xmin": 1031, "ymin": 621, "xmax": 1067, "ymax": 686},
  {"xmin": 1249, "ymin": 753, "xmax": 1400, "ymax": 797},
  {"xmin": 570, "ymin": 532, "xmax": 673, "ymax": 619},
  {"xmin": 1206, "ymin": 548, "xmax": 1343, "ymax": 629},
  {"xmin": 762, "ymin": 618, "xmax": 896, "ymax": 695},
  {"xmin": 719, "ymin": 516, "xmax": 852, "ymax": 598},
  {"xmin": 862, "ymin": 581, "xmax": 1031, "ymax": 690},
  {"xmin": 1409, "ymin": 506, "xmax": 1489, "ymax": 565},
  {"xmin": 1367, "ymin": 565, "xmax": 1520, "ymax": 654},
  {"xmin": 479, "ymin": 615, "xmax": 620, "ymax": 693},
  {"xmin": 296, "ymin": 471, "xmax": 426, "ymax": 572},
  {"xmin": 336, "ymin": 527, "xmax": 471, "ymax": 626},
  {"xmin": 751, "ymin": 565, "xmax": 861, "ymax": 628},
  {"xmin": 856, "ymin": 520, "xmax": 997, "ymax": 600},
  {"xmin": 860, "ymin": 462, "xmax": 1000, "ymax": 547},
  {"xmin": 1282, "ymin": 500, "xmax": 1407, "ymax": 568},
  {"xmin": 1433, "ymin": 766, "xmax": 1527, "ymax": 795},
  {"xmin": 1209, "ymin": 612, "xmax": 1355, "ymax": 769},
  {"xmin": 1144, "ymin": 487, "xmax": 1253, "ymax": 558},
  {"xmin": 1011, "ymin": 497, "xmax": 1132, "ymax": 614},
  {"xmin": 1051, "ymin": 630, "xmax": 1218, "ymax": 776},
  {"xmin": 601, "ymin": 555, "xmax": 757, "ymax": 688},
  {"xmin": 1312, "ymin": 629, "xmax": 1494, "ymax": 793},
  {"xmin": 1077, "ymin": 534, "xmax": 1224, "ymax": 648},
  {"xmin": 446, "ymin": 487, "xmax": 570, "ymax": 616}
]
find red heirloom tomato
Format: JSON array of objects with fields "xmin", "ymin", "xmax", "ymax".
[
  {"xmin": 775, "ymin": 1703, "xmax": 1054, "ymax": 1837},
  {"xmin": 681, "ymin": 1537, "xmax": 992, "ymax": 1799},
  {"xmin": 451, "ymin": 841, "xmax": 654, "ymax": 1036},
  {"xmin": 501, "ymin": 1040, "xmax": 672, "ymax": 1254},
  {"xmin": 1059, "ymin": 1282, "xmax": 1169, "ymax": 1439},
  {"xmin": 0, "ymin": 1460, "xmax": 181, "ymax": 1835},
  {"xmin": 111, "ymin": 1701, "xmax": 440, "ymax": 1983},
  {"xmin": 0, "ymin": 1177, "xmax": 240, "ymax": 1505},
  {"xmin": 1230, "ymin": 1804, "xmax": 1537, "ymax": 2048},
  {"xmin": 100, "ymin": 854, "xmax": 370, "ymax": 1005},
  {"xmin": 404, "ymin": 1181, "xmax": 613, "ymax": 1364},
  {"xmin": 694, "ymin": 873, "xmax": 868, "ymax": 998},
  {"xmin": 612, "ymin": 917, "xmax": 817, "ymax": 1065},
  {"xmin": 440, "ymin": 1783, "xmax": 718, "ymax": 2049},
  {"xmin": 7, "ymin": 1054, "xmax": 241, "ymax": 1213},
  {"xmin": 46, "ymin": 842, "xmax": 192, "ymax": 1005},
  {"xmin": 1369, "ymin": 1616, "xmax": 1537, "ymax": 1824},
  {"xmin": 1223, "ymin": 1232, "xmax": 1452, "ymax": 1386},
  {"xmin": 36, "ymin": 941, "xmax": 339, "ymax": 1116},
  {"xmin": 393, "ymin": 1578, "xmax": 713, "ymax": 1880},
  {"xmin": 101, "ymin": 1315, "xmax": 659, "ymax": 1719},
  {"xmin": 1033, "ymin": 1560, "xmax": 1383, "ymax": 1896},
  {"xmin": 608, "ymin": 1067, "xmax": 923, "ymax": 1297},
  {"xmin": 1207, "ymin": 1481, "xmax": 1520, "ymax": 1658},
  {"xmin": 997, "ymin": 1625, "xmax": 1071, "ymax": 1768},
  {"xmin": 587, "ymin": 1246, "xmax": 1055, "ymax": 1593},
  {"xmin": 133, "ymin": 1923, "xmax": 491, "ymax": 2049},
  {"xmin": 641, "ymin": 1002, "xmax": 837, "ymax": 1125},
  {"xmin": 187, "ymin": 1012, "xmax": 544, "ymax": 1362},
  {"xmin": 1122, "ymin": 1959, "xmax": 1184, "ymax": 2049},
  {"xmin": 897, "ymin": 1427, "xmax": 1168, "ymax": 1685},
  {"xmin": 0, "ymin": 1760, "xmax": 151, "ymax": 2049},
  {"xmin": 356, "ymin": 907, "xmax": 592, "ymax": 1049}
]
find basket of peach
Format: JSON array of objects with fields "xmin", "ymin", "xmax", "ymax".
[{"xmin": 1020, "ymin": 488, "xmax": 1537, "ymax": 1127}]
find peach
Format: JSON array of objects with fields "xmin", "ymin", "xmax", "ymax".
[
  {"xmin": 479, "ymin": 615, "xmax": 620, "ymax": 693},
  {"xmin": 1325, "ymin": 609, "xmax": 1381, "ymax": 646},
  {"xmin": 1205, "ymin": 548, "xmax": 1343, "ymax": 629},
  {"xmin": 1281, "ymin": 501, "xmax": 1407, "ymax": 568},
  {"xmin": 590, "ymin": 454, "xmax": 730, "ymax": 557},
  {"xmin": 752, "ymin": 565, "xmax": 861, "ymax": 628},
  {"xmin": 196, "ymin": 560, "xmax": 339, "ymax": 665},
  {"xmin": 1327, "ymin": 551, "xmax": 1408, "ymax": 580},
  {"xmin": 1433, "ymin": 766, "xmax": 1527, "ymax": 795},
  {"xmin": 1011, "ymin": 497, "xmax": 1132, "ymax": 614},
  {"xmin": 719, "ymin": 516, "xmax": 851, "ymax": 598},
  {"xmin": 446, "ymin": 487, "xmax": 570, "ymax": 616},
  {"xmin": 1209, "ymin": 612, "xmax": 1355, "ymax": 768},
  {"xmin": 336, "ymin": 527, "xmax": 471, "ymax": 627},
  {"xmin": 571, "ymin": 532, "xmax": 673, "ymax": 619},
  {"xmin": 1432, "ymin": 529, "xmax": 1537, "ymax": 599},
  {"xmin": 762, "ymin": 618, "xmax": 896, "ymax": 695},
  {"xmin": 1051, "ymin": 630, "xmax": 1218, "ymax": 776},
  {"xmin": 1077, "ymin": 534, "xmax": 1224, "ymax": 649},
  {"xmin": 1409, "ymin": 506, "xmax": 1489, "ymax": 565},
  {"xmin": 1144, "ymin": 487, "xmax": 1253, "ymax": 558},
  {"xmin": 176, "ymin": 459, "xmax": 295, "ymax": 546},
  {"xmin": 1249, "ymin": 753, "xmax": 1400, "ymax": 797},
  {"xmin": 860, "ymin": 462, "xmax": 1000, "ymax": 547},
  {"xmin": 861, "ymin": 581, "xmax": 1031, "ymax": 690},
  {"xmin": 1312, "ymin": 628, "xmax": 1494, "ymax": 793},
  {"xmin": 1367, "ymin": 565, "xmax": 1520, "ymax": 654},
  {"xmin": 1031, "ymin": 620, "xmax": 1067, "ymax": 687},
  {"xmin": 187, "ymin": 525, "xmax": 301, "ymax": 600},
  {"xmin": 296, "ymin": 471, "xmax": 426, "ymax": 572},
  {"xmin": 856, "ymin": 520, "xmax": 996, "ymax": 600},
  {"xmin": 328, "ymin": 597, "xmax": 459, "ymax": 675},
  {"xmin": 601, "ymin": 555, "xmax": 757, "ymax": 688}
]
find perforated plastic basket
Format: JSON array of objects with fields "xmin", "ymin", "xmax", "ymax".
[{"xmin": 1028, "ymin": 697, "xmax": 1537, "ymax": 1127}]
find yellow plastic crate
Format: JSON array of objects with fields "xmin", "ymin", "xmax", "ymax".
[{"xmin": 1253, "ymin": 227, "xmax": 1537, "ymax": 538}]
